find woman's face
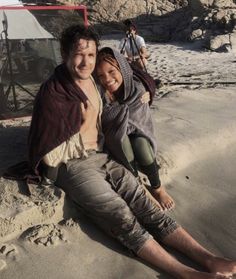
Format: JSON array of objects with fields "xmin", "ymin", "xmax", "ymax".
[{"xmin": 97, "ymin": 61, "xmax": 123, "ymax": 93}]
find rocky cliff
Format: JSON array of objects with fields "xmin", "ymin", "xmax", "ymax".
[{"xmin": 61, "ymin": 0, "xmax": 236, "ymax": 51}]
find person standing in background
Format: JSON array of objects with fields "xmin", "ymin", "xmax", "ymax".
[{"xmin": 119, "ymin": 19, "xmax": 149, "ymax": 71}]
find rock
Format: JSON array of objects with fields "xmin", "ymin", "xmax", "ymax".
[
  {"xmin": 83, "ymin": 0, "xmax": 189, "ymax": 23},
  {"xmin": 213, "ymin": 0, "xmax": 236, "ymax": 8},
  {"xmin": 208, "ymin": 34, "xmax": 231, "ymax": 51},
  {"xmin": 197, "ymin": 0, "xmax": 214, "ymax": 7},
  {"xmin": 212, "ymin": 10, "xmax": 227, "ymax": 23},
  {"xmin": 56, "ymin": 1, "xmax": 236, "ymax": 46},
  {"xmin": 190, "ymin": 28, "xmax": 203, "ymax": 40}
]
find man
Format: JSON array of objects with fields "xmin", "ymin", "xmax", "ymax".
[
  {"xmin": 119, "ymin": 19, "xmax": 149, "ymax": 70},
  {"xmin": 28, "ymin": 25, "xmax": 235, "ymax": 279}
]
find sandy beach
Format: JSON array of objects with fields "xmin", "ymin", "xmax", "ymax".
[{"xmin": 0, "ymin": 38, "xmax": 236, "ymax": 278}]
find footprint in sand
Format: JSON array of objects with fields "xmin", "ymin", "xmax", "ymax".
[
  {"xmin": 0, "ymin": 243, "xmax": 18, "ymax": 271},
  {"xmin": 156, "ymin": 152, "xmax": 174, "ymax": 176},
  {"xmin": 0, "ymin": 243, "xmax": 18, "ymax": 260},
  {"xmin": 21, "ymin": 223, "xmax": 67, "ymax": 246},
  {"xmin": 61, "ymin": 218, "xmax": 80, "ymax": 229}
]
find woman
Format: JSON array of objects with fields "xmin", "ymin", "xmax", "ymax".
[{"xmin": 96, "ymin": 47, "xmax": 174, "ymax": 211}]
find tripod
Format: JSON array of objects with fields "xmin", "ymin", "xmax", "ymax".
[
  {"xmin": 2, "ymin": 16, "xmax": 35, "ymax": 111},
  {"xmin": 120, "ymin": 31, "xmax": 148, "ymax": 72}
]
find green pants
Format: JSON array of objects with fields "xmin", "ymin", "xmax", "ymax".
[{"xmin": 122, "ymin": 134, "xmax": 161, "ymax": 188}]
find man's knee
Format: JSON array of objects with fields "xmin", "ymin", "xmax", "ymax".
[
  {"xmin": 97, "ymin": 200, "xmax": 150, "ymax": 253},
  {"xmin": 106, "ymin": 160, "xmax": 138, "ymax": 190}
]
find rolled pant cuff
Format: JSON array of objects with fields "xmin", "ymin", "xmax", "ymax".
[{"xmin": 157, "ymin": 222, "xmax": 180, "ymax": 241}]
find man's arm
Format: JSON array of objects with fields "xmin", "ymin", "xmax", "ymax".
[
  {"xmin": 140, "ymin": 46, "xmax": 150, "ymax": 59},
  {"xmin": 135, "ymin": 35, "xmax": 149, "ymax": 59}
]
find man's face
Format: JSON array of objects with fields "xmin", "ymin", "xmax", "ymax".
[{"xmin": 65, "ymin": 39, "xmax": 97, "ymax": 81}]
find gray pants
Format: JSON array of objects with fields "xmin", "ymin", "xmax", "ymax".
[{"xmin": 55, "ymin": 152, "xmax": 178, "ymax": 253}]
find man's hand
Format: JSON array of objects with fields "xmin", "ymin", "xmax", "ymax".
[
  {"xmin": 80, "ymin": 100, "xmax": 97, "ymax": 132},
  {"xmin": 139, "ymin": 54, "xmax": 145, "ymax": 60}
]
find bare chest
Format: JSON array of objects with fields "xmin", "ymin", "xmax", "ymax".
[{"xmin": 80, "ymin": 81, "xmax": 100, "ymax": 112}]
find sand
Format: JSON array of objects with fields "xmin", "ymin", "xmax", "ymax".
[{"xmin": 0, "ymin": 38, "xmax": 236, "ymax": 278}]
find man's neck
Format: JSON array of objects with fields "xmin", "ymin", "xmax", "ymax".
[
  {"xmin": 74, "ymin": 77, "xmax": 99, "ymax": 109},
  {"xmin": 74, "ymin": 76, "xmax": 91, "ymax": 88}
]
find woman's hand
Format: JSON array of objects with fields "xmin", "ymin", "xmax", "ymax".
[{"xmin": 141, "ymin": 91, "xmax": 151, "ymax": 104}]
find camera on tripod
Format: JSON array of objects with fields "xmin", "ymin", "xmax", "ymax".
[{"xmin": 120, "ymin": 19, "xmax": 148, "ymax": 72}]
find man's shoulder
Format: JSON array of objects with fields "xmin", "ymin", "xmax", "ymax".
[
  {"xmin": 136, "ymin": 35, "xmax": 146, "ymax": 45},
  {"xmin": 34, "ymin": 71, "xmax": 59, "ymax": 105}
]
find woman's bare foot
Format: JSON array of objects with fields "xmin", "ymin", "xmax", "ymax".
[
  {"xmin": 142, "ymin": 183, "xmax": 163, "ymax": 210},
  {"xmin": 206, "ymin": 256, "xmax": 236, "ymax": 275},
  {"xmin": 151, "ymin": 185, "xmax": 175, "ymax": 210}
]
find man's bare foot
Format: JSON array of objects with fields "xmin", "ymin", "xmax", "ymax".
[
  {"xmin": 183, "ymin": 271, "xmax": 233, "ymax": 279},
  {"xmin": 182, "ymin": 270, "xmax": 233, "ymax": 279},
  {"xmin": 151, "ymin": 185, "xmax": 175, "ymax": 210},
  {"xmin": 206, "ymin": 256, "xmax": 236, "ymax": 275}
]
